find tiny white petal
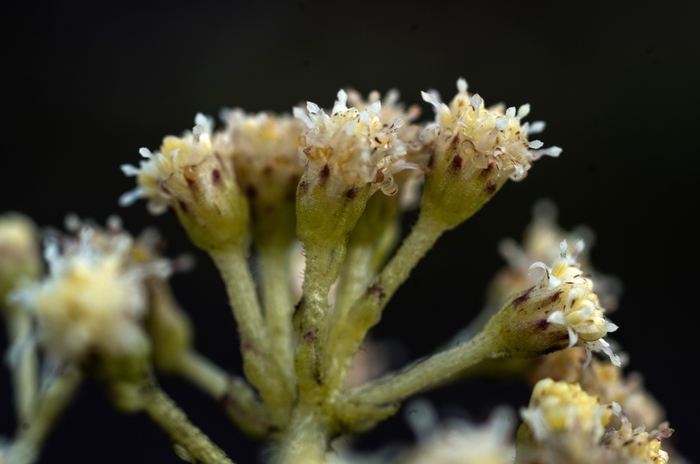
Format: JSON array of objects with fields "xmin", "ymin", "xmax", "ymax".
[
  {"xmin": 120, "ymin": 164, "xmax": 141, "ymax": 177},
  {"xmin": 527, "ymin": 121, "xmax": 546, "ymax": 135},
  {"xmin": 517, "ymin": 104, "xmax": 530, "ymax": 119},
  {"xmin": 306, "ymin": 101, "xmax": 320, "ymax": 114},
  {"xmin": 456, "ymin": 77, "xmax": 468, "ymax": 94},
  {"xmin": 118, "ymin": 188, "xmax": 144, "ymax": 207}
]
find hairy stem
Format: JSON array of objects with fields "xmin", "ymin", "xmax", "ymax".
[
  {"xmin": 7, "ymin": 310, "xmax": 38, "ymax": 424},
  {"xmin": 340, "ymin": 331, "xmax": 503, "ymax": 406},
  {"xmin": 210, "ymin": 246, "xmax": 292, "ymax": 425},
  {"xmin": 141, "ymin": 383, "xmax": 235, "ymax": 464},
  {"xmin": 259, "ymin": 244, "xmax": 297, "ymax": 393},
  {"xmin": 10, "ymin": 367, "xmax": 82, "ymax": 463},
  {"xmin": 325, "ymin": 214, "xmax": 446, "ymax": 388},
  {"xmin": 270, "ymin": 408, "xmax": 329, "ymax": 464},
  {"xmin": 175, "ymin": 351, "xmax": 228, "ymax": 399}
]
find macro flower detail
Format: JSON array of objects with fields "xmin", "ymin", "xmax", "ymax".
[
  {"xmin": 120, "ymin": 114, "xmax": 249, "ymax": 251},
  {"xmin": 602, "ymin": 408, "xmax": 672, "ymax": 464},
  {"xmin": 217, "ymin": 109, "xmax": 307, "ymax": 215},
  {"xmin": 295, "ymin": 89, "xmax": 420, "ymax": 197},
  {"xmin": 119, "ymin": 113, "xmax": 218, "ymax": 214},
  {"xmin": 10, "ymin": 218, "xmax": 170, "ymax": 369},
  {"xmin": 2, "ymin": 77, "xmax": 684, "ymax": 464},
  {"xmin": 519, "ymin": 378, "xmax": 613, "ymax": 441},
  {"xmin": 418, "ymin": 79, "xmax": 561, "ymax": 230},
  {"xmin": 421, "ymin": 78, "xmax": 561, "ymax": 181},
  {"xmin": 530, "ymin": 240, "xmax": 620, "ymax": 367}
]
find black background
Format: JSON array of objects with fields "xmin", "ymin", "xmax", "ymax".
[{"xmin": 2, "ymin": 1, "xmax": 698, "ymax": 463}]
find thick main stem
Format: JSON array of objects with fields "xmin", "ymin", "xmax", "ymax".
[{"xmin": 271, "ymin": 408, "xmax": 329, "ymax": 464}]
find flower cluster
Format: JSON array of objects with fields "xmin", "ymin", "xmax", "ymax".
[
  {"xmin": 10, "ymin": 217, "xmax": 170, "ymax": 370},
  {"xmin": 529, "ymin": 240, "xmax": 620, "ymax": 366}
]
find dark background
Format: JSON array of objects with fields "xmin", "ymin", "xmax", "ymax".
[{"xmin": 2, "ymin": 1, "xmax": 698, "ymax": 463}]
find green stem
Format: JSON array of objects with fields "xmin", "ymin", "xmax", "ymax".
[
  {"xmin": 209, "ymin": 246, "xmax": 268, "ymax": 353},
  {"xmin": 270, "ymin": 408, "xmax": 329, "ymax": 464},
  {"xmin": 340, "ymin": 331, "xmax": 503, "ymax": 406},
  {"xmin": 258, "ymin": 244, "xmax": 296, "ymax": 392},
  {"xmin": 210, "ymin": 246, "xmax": 292, "ymax": 426},
  {"xmin": 325, "ymin": 214, "xmax": 446, "ymax": 388},
  {"xmin": 10, "ymin": 367, "xmax": 82, "ymax": 463},
  {"xmin": 295, "ymin": 242, "xmax": 346, "ymax": 393},
  {"xmin": 141, "ymin": 383, "xmax": 235, "ymax": 464},
  {"xmin": 175, "ymin": 351, "xmax": 228, "ymax": 399},
  {"xmin": 7, "ymin": 310, "xmax": 38, "ymax": 424}
]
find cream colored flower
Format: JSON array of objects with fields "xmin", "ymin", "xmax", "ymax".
[
  {"xmin": 11, "ymin": 218, "xmax": 169, "ymax": 364},
  {"xmin": 294, "ymin": 89, "xmax": 419, "ymax": 197},
  {"xmin": 217, "ymin": 109, "xmax": 306, "ymax": 208},
  {"xmin": 520, "ymin": 379, "xmax": 614, "ymax": 442},
  {"xmin": 603, "ymin": 408, "xmax": 672, "ymax": 464},
  {"xmin": 530, "ymin": 240, "xmax": 620, "ymax": 366},
  {"xmin": 421, "ymin": 78, "xmax": 561, "ymax": 181},
  {"xmin": 120, "ymin": 113, "xmax": 219, "ymax": 214},
  {"xmin": 403, "ymin": 400, "xmax": 516, "ymax": 464}
]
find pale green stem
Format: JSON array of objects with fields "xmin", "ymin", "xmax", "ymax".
[
  {"xmin": 141, "ymin": 383, "xmax": 235, "ymax": 464},
  {"xmin": 295, "ymin": 242, "xmax": 346, "ymax": 392},
  {"xmin": 258, "ymin": 245, "xmax": 296, "ymax": 391},
  {"xmin": 7, "ymin": 310, "xmax": 38, "ymax": 424},
  {"xmin": 325, "ymin": 214, "xmax": 446, "ymax": 388},
  {"xmin": 331, "ymin": 244, "xmax": 375, "ymax": 323},
  {"xmin": 210, "ymin": 246, "xmax": 292, "ymax": 426},
  {"xmin": 320, "ymin": 244, "xmax": 373, "ymax": 389},
  {"xmin": 299, "ymin": 242, "xmax": 347, "ymax": 336},
  {"xmin": 175, "ymin": 351, "xmax": 228, "ymax": 399},
  {"xmin": 270, "ymin": 408, "xmax": 329, "ymax": 464},
  {"xmin": 209, "ymin": 246, "xmax": 268, "ymax": 353},
  {"xmin": 341, "ymin": 331, "xmax": 503, "ymax": 406},
  {"xmin": 10, "ymin": 367, "xmax": 82, "ymax": 463}
]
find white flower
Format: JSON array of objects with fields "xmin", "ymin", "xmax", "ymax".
[
  {"xmin": 530, "ymin": 240, "xmax": 620, "ymax": 366},
  {"xmin": 421, "ymin": 78, "xmax": 561, "ymax": 181},
  {"xmin": 295, "ymin": 89, "xmax": 420, "ymax": 197},
  {"xmin": 119, "ymin": 113, "xmax": 219, "ymax": 214},
  {"xmin": 10, "ymin": 218, "xmax": 170, "ymax": 364}
]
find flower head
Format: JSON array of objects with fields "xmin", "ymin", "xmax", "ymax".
[
  {"xmin": 419, "ymin": 78, "xmax": 561, "ymax": 229},
  {"xmin": 530, "ymin": 240, "xmax": 620, "ymax": 366},
  {"xmin": 10, "ymin": 217, "xmax": 169, "ymax": 378},
  {"xmin": 295, "ymin": 89, "xmax": 419, "ymax": 197},
  {"xmin": 517, "ymin": 379, "xmax": 615, "ymax": 463},
  {"xmin": 218, "ymin": 109, "xmax": 306, "ymax": 208},
  {"xmin": 294, "ymin": 90, "xmax": 421, "ymax": 247},
  {"xmin": 602, "ymin": 411, "xmax": 672, "ymax": 464},
  {"xmin": 485, "ymin": 240, "xmax": 619, "ymax": 365},
  {"xmin": 120, "ymin": 114, "xmax": 249, "ymax": 251}
]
